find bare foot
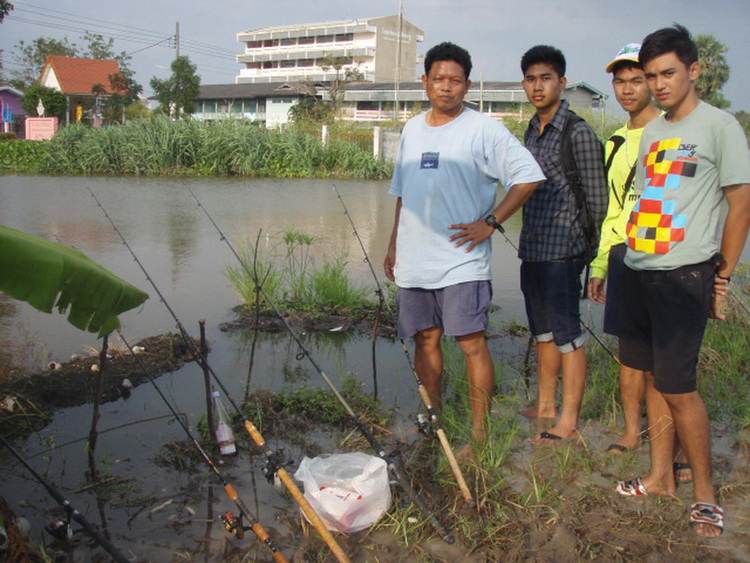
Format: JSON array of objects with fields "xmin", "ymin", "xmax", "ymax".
[
  {"xmin": 520, "ymin": 403, "xmax": 557, "ymax": 419},
  {"xmin": 690, "ymin": 502, "xmax": 724, "ymax": 538},
  {"xmin": 637, "ymin": 474, "xmax": 676, "ymax": 496}
]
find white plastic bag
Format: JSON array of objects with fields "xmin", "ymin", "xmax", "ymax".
[{"xmin": 294, "ymin": 452, "xmax": 391, "ymax": 533}]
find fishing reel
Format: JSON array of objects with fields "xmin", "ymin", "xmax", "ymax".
[
  {"xmin": 45, "ymin": 518, "xmax": 73, "ymax": 542},
  {"xmin": 220, "ymin": 512, "xmax": 251, "ymax": 540},
  {"xmin": 414, "ymin": 413, "xmax": 433, "ymax": 436},
  {"xmin": 262, "ymin": 449, "xmax": 293, "ymax": 488}
]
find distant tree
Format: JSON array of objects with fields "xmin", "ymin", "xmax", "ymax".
[
  {"xmin": 150, "ymin": 56, "xmax": 200, "ymax": 119},
  {"xmin": 289, "ymin": 57, "xmax": 363, "ymax": 124},
  {"xmin": 734, "ymin": 110, "xmax": 750, "ymax": 146},
  {"xmin": 9, "ymin": 36, "xmax": 78, "ymax": 89},
  {"xmin": 125, "ymin": 101, "xmax": 151, "ymax": 121},
  {"xmin": 81, "ymin": 31, "xmax": 142, "ymax": 101},
  {"xmin": 0, "ymin": 0, "xmax": 13, "ymax": 23},
  {"xmin": 320, "ymin": 55, "xmax": 363, "ymax": 116},
  {"xmin": 695, "ymin": 33, "xmax": 731, "ymax": 109},
  {"xmin": 20, "ymin": 84, "xmax": 66, "ymax": 119}
]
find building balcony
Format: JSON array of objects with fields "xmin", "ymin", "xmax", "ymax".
[{"xmin": 237, "ymin": 46, "xmax": 374, "ymax": 63}]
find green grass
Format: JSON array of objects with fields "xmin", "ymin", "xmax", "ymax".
[
  {"xmin": 1, "ymin": 118, "xmax": 393, "ymax": 179},
  {"xmin": 227, "ymin": 229, "xmax": 376, "ymax": 314}
]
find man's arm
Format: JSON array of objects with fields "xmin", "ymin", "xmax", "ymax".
[
  {"xmin": 384, "ymin": 197, "xmax": 402, "ymax": 281},
  {"xmin": 712, "ymin": 183, "xmax": 750, "ymax": 320},
  {"xmin": 448, "ymin": 181, "xmax": 540, "ymax": 252}
]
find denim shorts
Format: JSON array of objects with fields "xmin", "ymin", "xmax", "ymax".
[
  {"xmin": 603, "ymin": 243, "xmax": 627, "ymax": 337},
  {"xmin": 520, "ymin": 258, "xmax": 586, "ymax": 352},
  {"xmin": 619, "ymin": 261, "xmax": 713, "ymax": 394},
  {"xmin": 396, "ymin": 281, "xmax": 492, "ymax": 339}
]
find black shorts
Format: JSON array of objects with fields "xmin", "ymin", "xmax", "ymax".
[
  {"xmin": 619, "ymin": 261, "xmax": 713, "ymax": 394},
  {"xmin": 603, "ymin": 243, "xmax": 627, "ymax": 337}
]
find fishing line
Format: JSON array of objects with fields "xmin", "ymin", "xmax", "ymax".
[
  {"xmin": 186, "ymin": 186, "xmax": 456, "ymax": 545},
  {"xmin": 86, "ymin": 188, "xmax": 350, "ymax": 563},
  {"xmin": 0, "ymin": 434, "xmax": 130, "ymax": 563},
  {"xmin": 331, "ymin": 183, "xmax": 474, "ymax": 506},
  {"xmin": 485, "ymin": 221, "xmax": 619, "ymax": 363},
  {"xmin": 116, "ymin": 331, "xmax": 287, "ymax": 562}
]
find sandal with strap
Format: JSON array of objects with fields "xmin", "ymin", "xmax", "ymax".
[
  {"xmin": 616, "ymin": 477, "xmax": 648, "ymax": 496},
  {"xmin": 690, "ymin": 502, "xmax": 724, "ymax": 535}
]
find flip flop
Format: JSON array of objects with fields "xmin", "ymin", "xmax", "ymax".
[
  {"xmin": 606, "ymin": 443, "xmax": 629, "ymax": 454},
  {"xmin": 673, "ymin": 462, "xmax": 693, "ymax": 483},
  {"xmin": 690, "ymin": 502, "xmax": 724, "ymax": 535},
  {"xmin": 616, "ymin": 477, "xmax": 648, "ymax": 496}
]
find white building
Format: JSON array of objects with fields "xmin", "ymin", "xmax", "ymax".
[{"xmin": 236, "ymin": 15, "xmax": 424, "ymax": 84}]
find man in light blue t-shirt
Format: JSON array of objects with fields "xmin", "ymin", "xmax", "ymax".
[{"xmin": 384, "ymin": 42, "xmax": 544, "ymax": 461}]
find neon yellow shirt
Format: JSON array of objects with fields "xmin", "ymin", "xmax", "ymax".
[{"xmin": 589, "ymin": 123, "xmax": 642, "ymax": 279}]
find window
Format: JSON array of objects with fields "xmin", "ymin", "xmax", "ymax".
[
  {"xmin": 297, "ymin": 59, "xmax": 314, "ymax": 67},
  {"xmin": 263, "ymin": 39, "xmax": 278, "ymax": 47},
  {"xmin": 317, "ymin": 35, "xmax": 333, "ymax": 43},
  {"xmin": 298, "ymin": 36, "xmax": 314, "ymax": 45},
  {"xmin": 335, "ymin": 33, "xmax": 353, "ymax": 42},
  {"xmin": 263, "ymin": 61, "xmax": 278, "ymax": 69},
  {"xmin": 280, "ymin": 38, "xmax": 296, "ymax": 46},
  {"xmin": 280, "ymin": 60, "xmax": 296, "ymax": 68}
]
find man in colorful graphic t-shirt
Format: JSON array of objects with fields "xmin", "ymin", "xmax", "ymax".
[{"xmin": 614, "ymin": 25, "xmax": 750, "ymax": 540}]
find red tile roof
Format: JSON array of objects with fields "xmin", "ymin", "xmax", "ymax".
[{"xmin": 42, "ymin": 56, "xmax": 129, "ymax": 95}]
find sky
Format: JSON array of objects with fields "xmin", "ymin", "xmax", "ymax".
[{"xmin": 1, "ymin": 0, "xmax": 749, "ymax": 117}]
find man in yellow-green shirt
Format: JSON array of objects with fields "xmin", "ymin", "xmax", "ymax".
[{"xmin": 588, "ymin": 44, "xmax": 663, "ymax": 453}]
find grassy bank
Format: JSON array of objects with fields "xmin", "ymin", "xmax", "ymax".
[{"xmin": 0, "ymin": 118, "xmax": 392, "ymax": 180}]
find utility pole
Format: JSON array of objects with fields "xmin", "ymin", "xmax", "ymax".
[{"xmin": 175, "ymin": 21, "xmax": 180, "ymax": 59}]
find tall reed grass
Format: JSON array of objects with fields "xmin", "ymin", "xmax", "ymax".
[{"xmin": 37, "ymin": 117, "xmax": 391, "ymax": 179}]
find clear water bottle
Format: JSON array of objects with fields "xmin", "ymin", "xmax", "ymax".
[{"xmin": 211, "ymin": 391, "xmax": 237, "ymax": 456}]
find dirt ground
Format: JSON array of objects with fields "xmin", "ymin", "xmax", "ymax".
[{"xmin": 0, "ymin": 333, "xmax": 194, "ymax": 438}]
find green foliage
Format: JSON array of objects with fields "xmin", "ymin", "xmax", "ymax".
[
  {"xmin": 0, "ymin": 139, "xmax": 48, "ymax": 173},
  {"xmin": 227, "ymin": 230, "xmax": 375, "ymax": 314},
  {"xmin": 150, "ymin": 56, "xmax": 201, "ymax": 119},
  {"xmin": 7, "ymin": 117, "xmax": 390, "ymax": 178},
  {"xmin": 733, "ymin": 110, "xmax": 750, "ymax": 146},
  {"xmin": 5, "ymin": 31, "xmax": 143, "ymax": 94},
  {"xmin": 8, "ymin": 36, "xmax": 77, "ymax": 89},
  {"xmin": 695, "ymin": 33, "xmax": 731, "ymax": 109},
  {"xmin": 0, "ymin": 0, "xmax": 12, "ymax": 23},
  {"xmin": 21, "ymin": 84, "xmax": 67, "ymax": 119},
  {"xmin": 0, "ymin": 224, "xmax": 148, "ymax": 337}
]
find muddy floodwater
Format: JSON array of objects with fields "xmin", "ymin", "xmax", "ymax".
[
  {"xmin": 2, "ymin": 175, "xmax": 749, "ymax": 562},
  {"xmin": 0, "ymin": 175, "xmax": 534, "ymax": 560}
]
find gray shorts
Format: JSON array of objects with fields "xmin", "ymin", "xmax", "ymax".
[{"xmin": 396, "ymin": 281, "xmax": 492, "ymax": 339}]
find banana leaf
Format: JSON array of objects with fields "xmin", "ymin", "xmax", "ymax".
[{"xmin": 0, "ymin": 224, "xmax": 148, "ymax": 337}]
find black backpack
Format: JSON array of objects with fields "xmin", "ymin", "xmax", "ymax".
[{"xmin": 525, "ymin": 110, "xmax": 603, "ymax": 264}]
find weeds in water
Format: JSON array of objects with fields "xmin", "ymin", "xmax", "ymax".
[{"xmin": 226, "ymin": 229, "xmax": 377, "ymax": 315}]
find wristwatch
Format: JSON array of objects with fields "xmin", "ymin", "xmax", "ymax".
[{"xmin": 484, "ymin": 214, "xmax": 504, "ymax": 233}]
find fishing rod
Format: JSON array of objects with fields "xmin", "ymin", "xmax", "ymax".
[
  {"xmin": 0, "ymin": 434, "xmax": 130, "ymax": 563},
  {"xmin": 186, "ymin": 186, "xmax": 456, "ymax": 545},
  {"xmin": 87, "ymin": 188, "xmax": 351, "ymax": 563},
  {"xmin": 488, "ymin": 221, "xmax": 619, "ymax": 363},
  {"xmin": 331, "ymin": 184, "xmax": 474, "ymax": 506},
  {"xmin": 116, "ymin": 331, "xmax": 287, "ymax": 561}
]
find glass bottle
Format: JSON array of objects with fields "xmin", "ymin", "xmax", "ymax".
[{"xmin": 211, "ymin": 391, "xmax": 237, "ymax": 456}]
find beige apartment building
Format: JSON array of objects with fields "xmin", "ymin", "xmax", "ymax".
[{"xmin": 236, "ymin": 15, "xmax": 424, "ymax": 84}]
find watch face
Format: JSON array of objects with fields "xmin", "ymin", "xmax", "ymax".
[{"xmin": 485, "ymin": 215, "xmax": 498, "ymax": 228}]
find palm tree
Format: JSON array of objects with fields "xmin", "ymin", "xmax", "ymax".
[{"xmin": 695, "ymin": 34, "xmax": 731, "ymax": 109}]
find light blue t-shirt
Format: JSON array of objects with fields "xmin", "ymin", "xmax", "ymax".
[{"xmin": 389, "ymin": 108, "xmax": 545, "ymax": 289}]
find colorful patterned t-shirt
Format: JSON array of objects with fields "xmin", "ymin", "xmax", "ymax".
[{"xmin": 625, "ymin": 102, "xmax": 750, "ymax": 271}]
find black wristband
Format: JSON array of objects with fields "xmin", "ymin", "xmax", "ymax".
[{"xmin": 716, "ymin": 273, "xmax": 731, "ymax": 282}]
